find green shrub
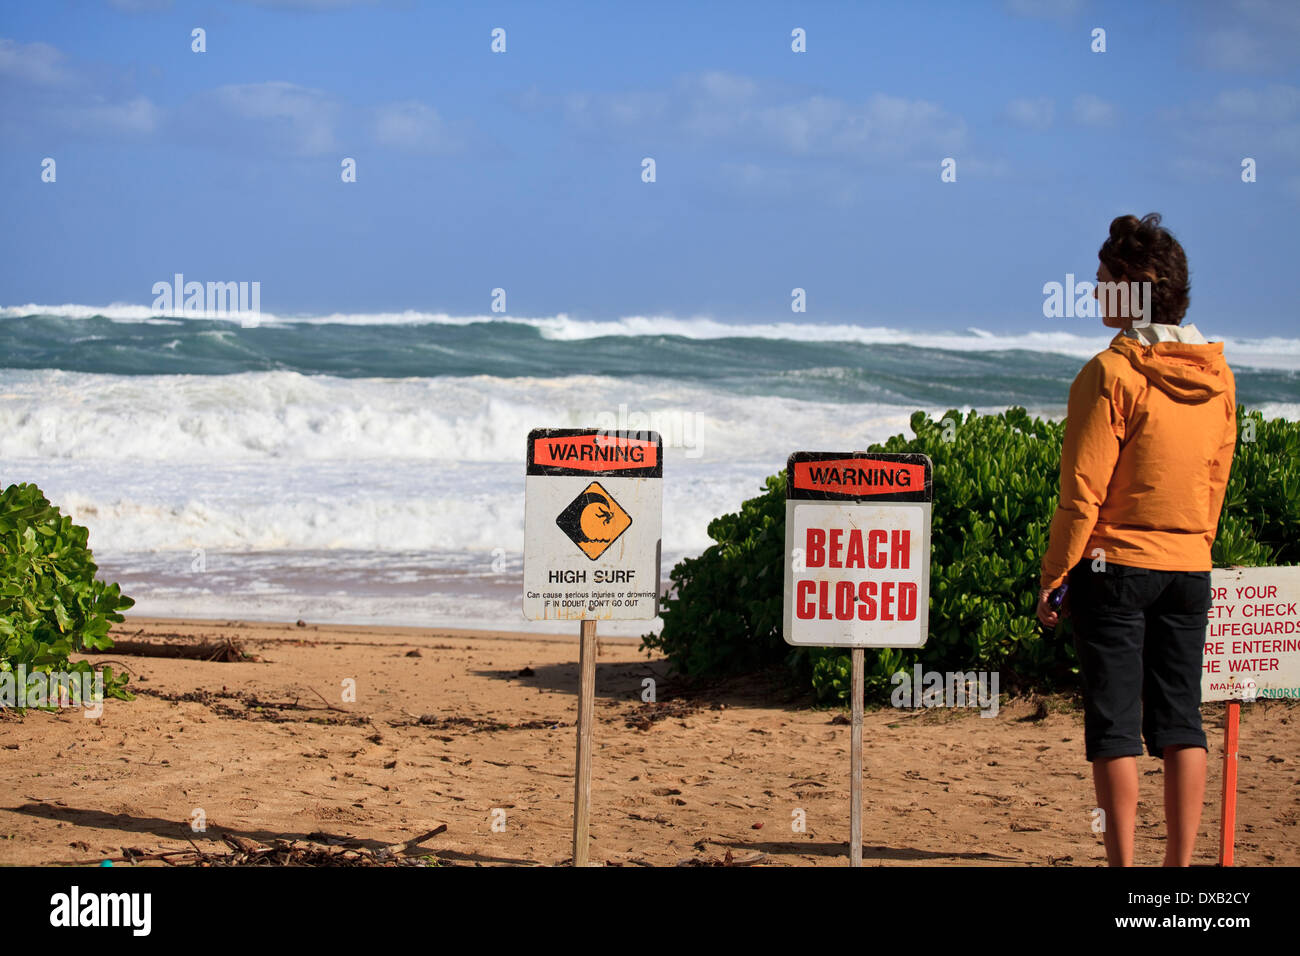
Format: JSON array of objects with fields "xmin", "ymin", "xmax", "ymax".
[
  {"xmin": 645, "ymin": 471, "xmax": 796, "ymax": 681},
  {"xmin": 644, "ymin": 406, "xmax": 1298, "ymax": 704},
  {"xmin": 1214, "ymin": 410, "xmax": 1300, "ymax": 567},
  {"xmin": 0, "ymin": 482, "xmax": 134, "ymax": 707}
]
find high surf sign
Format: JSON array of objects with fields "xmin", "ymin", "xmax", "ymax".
[
  {"xmin": 523, "ymin": 427, "xmax": 663, "ymax": 868},
  {"xmin": 523, "ymin": 429, "xmax": 662, "ymax": 621}
]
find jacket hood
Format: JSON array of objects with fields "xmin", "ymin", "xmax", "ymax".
[{"xmin": 1109, "ymin": 332, "xmax": 1231, "ymax": 403}]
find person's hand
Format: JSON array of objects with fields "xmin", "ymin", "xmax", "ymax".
[{"xmin": 1037, "ymin": 587, "xmax": 1066, "ymax": 629}]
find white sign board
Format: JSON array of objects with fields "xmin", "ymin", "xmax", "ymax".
[
  {"xmin": 523, "ymin": 429, "xmax": 662, "ymax": 621},
  {"xmin": 1202, "ymin": 566, "xmax": 1300, "ymax": 703},
  {"xmin": 783, "ymin": 452, "xmax": 932, "ymax": 648}
]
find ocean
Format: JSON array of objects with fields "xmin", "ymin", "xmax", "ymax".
[{"xmin": 3, "ymin": 305, "xmax": 1298, "ymax": 636}]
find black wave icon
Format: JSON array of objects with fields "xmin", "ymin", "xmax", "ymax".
[{"xmin": 555, "ymin": 483, "xmax": 631, "ymax": 560}]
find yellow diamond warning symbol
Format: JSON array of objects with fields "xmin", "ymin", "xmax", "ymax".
[{"xmin": 556, "ymin": 481, "xmax": 632, "ymax": 561}]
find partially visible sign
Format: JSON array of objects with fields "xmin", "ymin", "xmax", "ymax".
[
  {"xmin": 1202, "ymin": 566, "xmax": 1300, "ymax": 703},
  {"xmin": 783, "ymin": 452, "xmax": 932, "ymax": 648},
  {"xmin": 523, "ymin": 429, "xmax": 662, "ymax": 621}
]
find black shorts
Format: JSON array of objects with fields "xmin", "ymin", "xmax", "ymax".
[{"xmin": 1067, "ymin": 560, "xmax": 1211, "ymax": 761}]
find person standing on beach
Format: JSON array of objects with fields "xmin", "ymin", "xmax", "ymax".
[{"xmin": 1036, "ymin": 213, "xmax": 1237, "ymax": 866}]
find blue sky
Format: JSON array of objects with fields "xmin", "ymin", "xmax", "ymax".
[{"xmin": 1, "ymin": 0, "xmax": 1298, "ymax": 334}]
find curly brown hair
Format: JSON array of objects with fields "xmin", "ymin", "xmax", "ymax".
[{"xmin": 1097, "ymin": 213, "xmax": 1190, "ymax": 325}]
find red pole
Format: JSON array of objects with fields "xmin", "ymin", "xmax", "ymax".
[{"xmin": 1218, "ymin": 701, "xmax": 1240, "ymax": 867}]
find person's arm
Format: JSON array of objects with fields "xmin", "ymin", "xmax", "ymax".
[
  {"xmin": 1040, "ymin": 357, "xmax": 1125, "ymax": 591},
  {"xmin": 1206, "ymin": 382, "xmax": 1237, "ymax": 540}
]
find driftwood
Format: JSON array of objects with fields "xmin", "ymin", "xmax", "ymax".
[{"xmin": 87, "ymin": 637, "xmax": 251, "ymax": 662}]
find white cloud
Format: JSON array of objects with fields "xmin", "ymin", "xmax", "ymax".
[
  {"xmin": 694, "ymin": 70, "xmax": 759, "ymax": 103},
  {"xmin": 0, "ymin": 37, "xmax": 160, "ymax": 141},
  {"xmin": 562, "ymin": 89, "xmax": 670, "ymax": 131},
  {"xmin": 1197, "ymin": 0, "xmax": 1300, "ymax": 72},
  {"xmin": 1072, "ymin": 93, "xmax": 1115, "ymax": 127},
  {"xmin": 107, "ymin": 0, "xmax": 173, "ymax": 12},
  {"xmin": 1166, "ymin": 85, "xmax": 1300, "ymax": 162},
  {"xmin": 1164, "ymin": 83, "xmax": 1300, "ymax": 196},
  {"xmin": 1002, "ymin": 96, "xmax": 1054, "ymax": 130},
  {"xmin": 239, "ymin": 0, "xmax": 378, "ymax": 8},
  {"xmin": 0, "ymin": 37, "xmax": 73, "ymax": 87},
  {"xmin": 533, "ymin": 71, "xmax": 966, "ymax": 163},
  {"xmin": 54, "ymin": 95, "xmax": 160, "ymax": 134},
  {"xmin": 371, "ymin": 100, "xmax": 460, "ymax": 154},
  {"xmin": 201, "ymin": 81, "xmax": 340, "ymax": 154},
  {"xmin": 1203, "ymin": 84, "xmax": 1300, "ymax": 123},
  {"xmin": 1003, "ymin": 0, "xmax": 1083, "ymax": 19}
]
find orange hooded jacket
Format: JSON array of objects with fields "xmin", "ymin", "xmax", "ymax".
[{"xmin": 1040, "ymin": 330, "xmax": 1237, "ymax": 590}]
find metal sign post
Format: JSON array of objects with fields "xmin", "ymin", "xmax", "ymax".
[
  {"xmin": 1218, "ymin": 700, "xmax": 1240, "ymax": 868},
  {"xmin": 1201, "ymin": 566, "xmax": 1300, "ymax": 867}
]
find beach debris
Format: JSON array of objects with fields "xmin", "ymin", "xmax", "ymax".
[
  {"xmin": 89, "ymin": 636, "xmax": 254, "ymax": 663},
  {"xmin": 624, "ymin": 698, "xmax": 702, "ymax": 732},
  {"xmin": 133, "ymin": 686, "xmax": 369, "ymax": 726},
  {"xmin": 676, "ymin": 849, "xmax": 767, "ymax": 867},
  {"xmin": 392, "ymin": 713, "xmax": 559, "ymax": 733},
  {"xmin": 49, "ymin": 826, "xmax": 450, "ymax": 867}
]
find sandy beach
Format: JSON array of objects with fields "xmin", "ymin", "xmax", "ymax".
[{"xmin": 0, "ymin": 616, "xmax": 1294, "ymax": 867}]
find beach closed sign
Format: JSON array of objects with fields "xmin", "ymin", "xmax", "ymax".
[
  {"xmin": 783, "ymin": 452, "xmax": 932, "ymax": 647},
  {"xmin": 523, "ymin": 429, "xmax": 662, "ymax": 621},
  {"xmin": 1202, "ymin": 566, "xmax": 1300, "ymax": 703}
]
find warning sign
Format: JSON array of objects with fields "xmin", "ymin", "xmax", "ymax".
[
  {"xmin": 783, "ymin": 452, "xmax": 932, "ymax": 648},
  {"xmin": 1202, "ymin": 566, "xmax": 1300, "ymax": 703},
  {"xmin": 524, "ymin": 429, "xmax": 662, "ymax": 621}
]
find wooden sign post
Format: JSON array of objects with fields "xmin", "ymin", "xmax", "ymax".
[
  {"xmin": 850, "ymin": 646, "xmax": 864, "ymax": 868},
  {"xmin": 782, "ymin": 451, "xmax": 933, "ymax": 867},
  {"xmin": 523, "ymin": 428, "xmax": 663, "ymax": 866},
  {"xmin": 573, "ymin": 619, "xmax": 597, "ymax": 866}
]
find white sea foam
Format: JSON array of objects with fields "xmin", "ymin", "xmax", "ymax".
[
  {"xmin": 0, "ymin": 368, "xmax": 938, "ymax": 464},
  {"xmin": 0, "ymin": 366, "xmax": 952, "ymax": 559}
]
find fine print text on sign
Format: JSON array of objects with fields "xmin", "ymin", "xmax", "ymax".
[
  {"xmin": 1202, "ymin": 565, "xmax": 1300, "ymax": 702},
  {"xmin": 523, "ymin": 429, "xmax": 662, "ymax": 621},
  {"xmin": 783, "ymin": 452, "xmax": 933, "ymax": 648}
]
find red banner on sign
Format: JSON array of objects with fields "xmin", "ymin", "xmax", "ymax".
[
  {"xmin": 532, "ymin": 433, "xmax": 659, "ymax": 472},
  {"xmin": 791, "ymin": 458, "xmax": 926, "ymax": 497}
]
